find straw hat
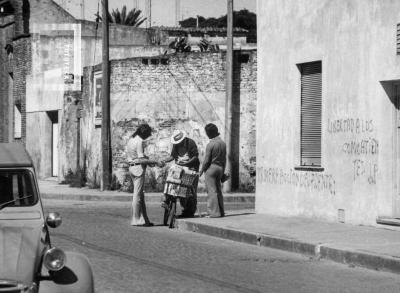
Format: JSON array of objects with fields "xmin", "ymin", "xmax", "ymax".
[{"xmin": 171, "ymin": 130, "xmax": 187, "ymax": 144}]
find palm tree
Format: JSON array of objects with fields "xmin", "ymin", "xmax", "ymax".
[{"xmin": 97, "ymin": 5, "xmax": 147, "ymax": 27}]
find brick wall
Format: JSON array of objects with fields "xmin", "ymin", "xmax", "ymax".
[
  {"xmin": 12, "ymin": 37, "xmax": 31, "ymax": 144},
  {"xmin": 80, "ymin": 51, "xmax": 257, "ymax": 192}
]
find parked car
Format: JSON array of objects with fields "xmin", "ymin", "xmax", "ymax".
[{"xmin": 0, "ymin": 143, "xmax": 94, "ymax": 293}]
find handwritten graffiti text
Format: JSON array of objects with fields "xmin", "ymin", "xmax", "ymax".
[
  {"xmin": 353, "ymin": 159, "xmax": 378, "ymax": 185},
  {"xmin": 257, "ymin": 167, "xmax": 336, "ymax": 195},
  {"xmin": 342, "ymin": 137, "xmax": 379, "ymax": 156},
  {"xmin": 328, "ymin": 118, "xmax": 373, "ymax": 134}
]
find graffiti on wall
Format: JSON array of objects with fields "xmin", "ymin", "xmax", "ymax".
[
  {"xmin": 328, "ymin": 117, "xmax": 378, "ymax": 185},
  {"xmin": 257, "ymin": 167, "xmax": 336, "ymax": 195},
  {"xmin": 352, "ymin": 159, "xmax": 378, "ymax": 184},
  {"xmin": 327, "ymin": 118, "xmax": 374, "ymax": 134},
  {"xmin": 342, "ymin": 137, "xmax": 379, "ymax": 156}
]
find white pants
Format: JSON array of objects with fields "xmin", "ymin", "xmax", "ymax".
[{"xmin": 130, "ymin": 171, "xmax": 151, "ymax": 225}]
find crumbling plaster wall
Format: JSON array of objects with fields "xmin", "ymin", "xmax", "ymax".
[{"xmin": 81, "ymin": 51, "xmax": 257, "ymax": 191}]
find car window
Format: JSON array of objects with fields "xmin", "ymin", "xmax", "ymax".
[{"xmin": 0, "ymin": 170, "xmax": 37, "ymax": 207}]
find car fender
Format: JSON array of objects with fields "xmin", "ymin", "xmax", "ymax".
[{"xmin": 39, "ymin": 251, "xmax": 94, "ymax": 293}]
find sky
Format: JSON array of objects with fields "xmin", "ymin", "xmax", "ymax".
[{"xmin": 55, "ymin": 0, "xmax": 256, "ymax": 27}]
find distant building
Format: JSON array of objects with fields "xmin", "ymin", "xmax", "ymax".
[{"xmin": 257, "ymin": 0, "xmax": 400, "ymax": 225}]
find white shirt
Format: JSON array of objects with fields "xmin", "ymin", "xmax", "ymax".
[{"xmin": 126, "ymin": 136, "xmax": 145, "ymax": 162}]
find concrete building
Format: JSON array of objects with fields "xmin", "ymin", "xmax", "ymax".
[
  {"xmin": 257, "ymin": 0, "xmax": 400, "ymax": 225},
  {"xmin": 0, "ymin": 0, "xmax": 168, "ymax": 180}
]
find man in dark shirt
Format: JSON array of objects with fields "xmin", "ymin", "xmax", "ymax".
[
  {"xmin": 200, "ymin": 123, "xmax": 226, "ymax": 217},
  {"xmin": 162, "ymin": 130, "xmax": 200, "ymax": 217}
]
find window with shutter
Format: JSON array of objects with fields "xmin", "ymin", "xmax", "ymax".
[
  {"xmin": 397, "ymin": 23, "xmax": 400, "ymax": 55},
  {"xmin": 299, "ymin": 61, "xmax": 322, "ymax": 167}
]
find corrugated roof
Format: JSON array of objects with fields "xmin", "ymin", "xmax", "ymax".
[{"xmin": 0, "ymin": 143, "xmax": 33, "ymax": 168}]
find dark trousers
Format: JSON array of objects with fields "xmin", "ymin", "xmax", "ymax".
[{"xmin": 205, "ymin": 164, "xmax": 224, "ymax": 217}]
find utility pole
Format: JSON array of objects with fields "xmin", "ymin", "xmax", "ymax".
[
  {"xmin": 101, "ymin": 0, "xmax": 111, "ymax": 190},
  {"xmin": 146, "ymin": 0, "xmax": 152, "ymax": 28},
  {"xmin": 224, "ymin": 0, "xmax": 234, "ymax": 192},
  {"xmin": 81, "ymin": 0, "xmax": 85, "ymax": 20},
  {"xmin": 176, "ymin": 0, "xmax": 181, "ymax": 26}
]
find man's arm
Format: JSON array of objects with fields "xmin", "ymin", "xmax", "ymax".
[
  {"xmin": 162, "ymin": 145, "xmax": 177, "ymax": 164},
  {"xmin": 200, "ymin": 143, "xmax": 213, "ymax": 176},
  {"xmin": 134, "ymin": 157, "xmax": 164, "ymax": 167},
  {"xmin": 162, "ymin": 156, "xmax": 175, "ymax": 164},
  {"xmin": 178, "ymin": 155, "xmax": 198, "ymax": 166},
  {"xmin": 128, "ymin": 140, "xmax": 163, "ymax": 167}
]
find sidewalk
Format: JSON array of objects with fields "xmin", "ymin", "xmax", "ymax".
[
  {"xmin": 176, "ymin": 211, "xmax": 400, "ymax": 274},
  {"xmin": 38, "ymin": 180, "xmax": 255, "ymax": 203}
]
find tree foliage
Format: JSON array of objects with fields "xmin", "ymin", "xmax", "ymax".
[
  {"xmin": 99, "ymin": 5, "xmax": 147, "ymax": 27},
  {"xmin": 179, "ymin": 9, "xmax": 256, "ymax": 31},
  {"xmin": 168, "ymin": 37, "xmax": 191, "ymax": 53}
]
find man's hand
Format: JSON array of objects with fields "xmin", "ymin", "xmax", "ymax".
[{"xmin": 157, "ymin": 161, "xmax": 165, "ymax": 168}]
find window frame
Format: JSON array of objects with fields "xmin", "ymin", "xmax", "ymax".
[
  {"xmin": 0, "ymin": 169, "xmax": 39, "ymax": 208},
  {"xmin": 295, "ymin": 61, "xmax": 324, "ymax": 171}
]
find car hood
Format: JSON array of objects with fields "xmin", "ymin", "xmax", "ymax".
[{"xmin": 0, "ymin": 222, "xmax": 45, "ymax": 283}]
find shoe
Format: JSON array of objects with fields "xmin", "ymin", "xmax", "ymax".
[
  {"xmin": 177, "ymin": 213, "xmax": 194, "ymax": 219},
  {"xmin": 142, "ymin": 222, "xmax": 154, "ymax": 227}
]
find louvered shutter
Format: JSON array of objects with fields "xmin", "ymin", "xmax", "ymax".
[
  {"xmin": 300, "ymin": 61, "xmax": 322, "ymax": 166},
  {"xmin": 397, "ymin": 23, "xmax": 400, "ymax": 55}
]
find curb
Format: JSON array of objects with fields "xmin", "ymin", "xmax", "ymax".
[
  {"xmin": 176, "ymin": 220, "xmax": 400, "ymax": 274},
  {"xmin": 40, "ymin": 192, "xmax": 255, "ymax": 203}
]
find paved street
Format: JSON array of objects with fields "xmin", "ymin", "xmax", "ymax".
[{"xmin": 43, "ymin": 200, "xmax": 400, "ymax": 293}]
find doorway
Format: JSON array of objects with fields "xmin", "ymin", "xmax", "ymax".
[{"xmin": 47, "ymin": 111, "xmax": 58, "ymax": 177}]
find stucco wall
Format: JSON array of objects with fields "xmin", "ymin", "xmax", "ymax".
[
  {"xmin": 81, "ymin": 51, "xmax": 257, "ymax": 191},
  {"xmin": 26, "ymin": 111, "xmax": 53, "ymax": 178},
  {"xmin": 29, "ymin": 0, "xmax": 76, "ymax": 27},
  {"xmin": 257, "ymin": 0, "xmax": 400, "ymax": 225}
]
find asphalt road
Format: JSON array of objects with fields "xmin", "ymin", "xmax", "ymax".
[{"xmin": 43, "ymin": 200, "xmax": 400, "ymax": 293}]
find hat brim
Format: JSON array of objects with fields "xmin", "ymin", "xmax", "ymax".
[{"xmin": 171, "ymin": 132, "xmax": 186, "ymax": 144}]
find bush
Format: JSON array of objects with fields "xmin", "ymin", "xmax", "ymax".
[{"xmin": 61, "ymin": 168, "xmax": 86, "ymax": 187}]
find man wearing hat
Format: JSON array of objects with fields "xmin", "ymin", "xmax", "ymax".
[{"xmin": 162, "ymin": 130, "xmax": 200, "ymax": 217}]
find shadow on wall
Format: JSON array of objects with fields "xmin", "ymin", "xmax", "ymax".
[{"xmin": 380, "ymin": 80, "xmax": 400, "ymax": 109}]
